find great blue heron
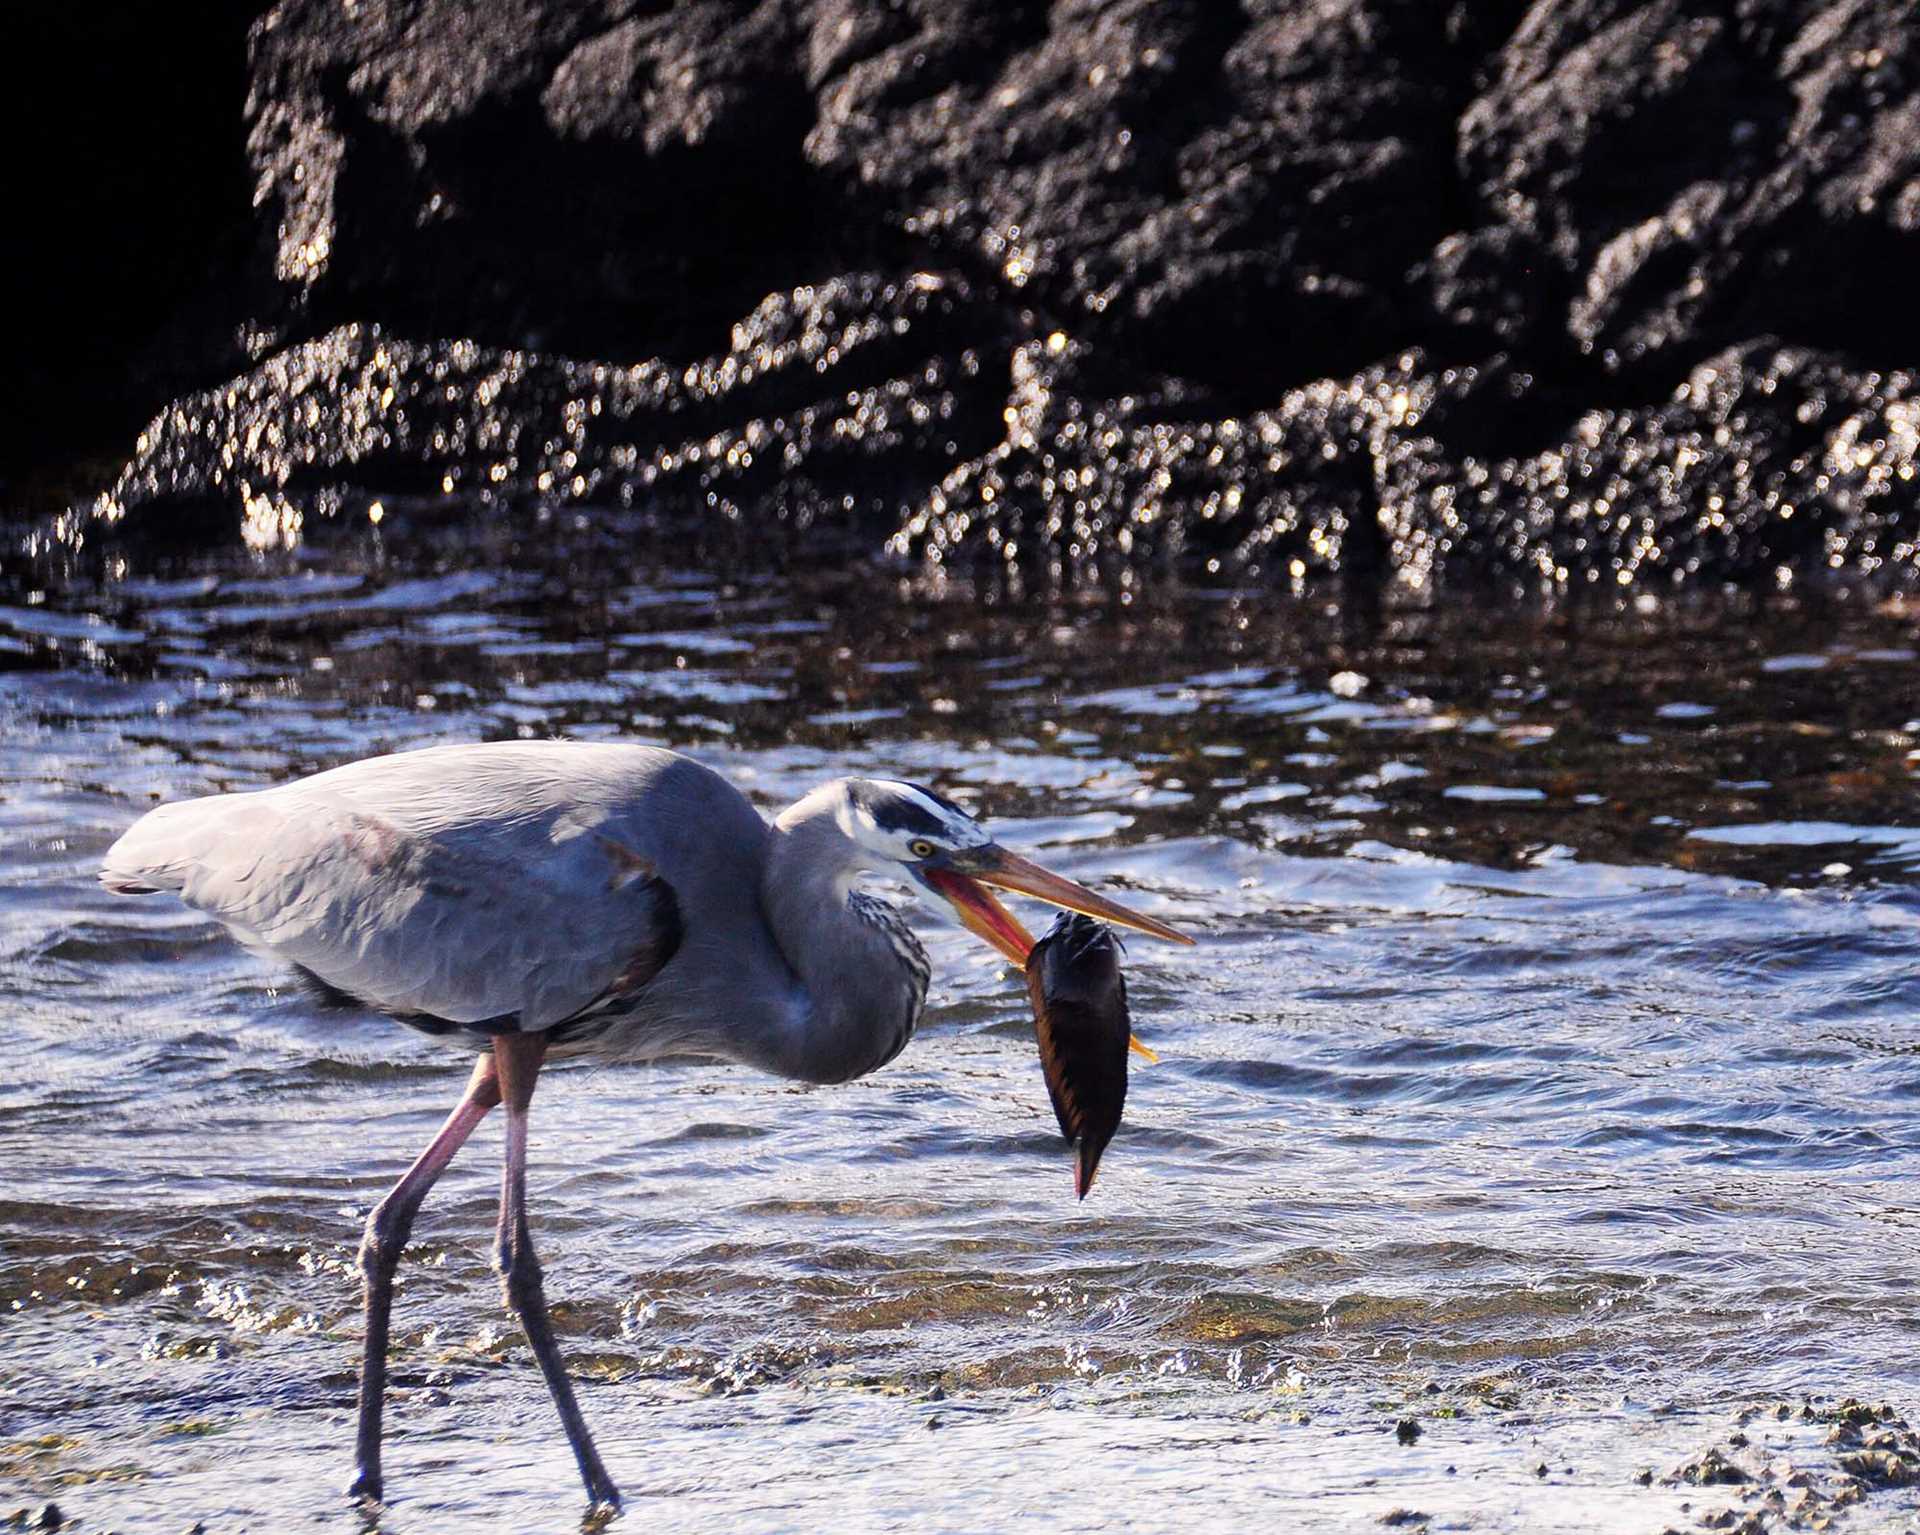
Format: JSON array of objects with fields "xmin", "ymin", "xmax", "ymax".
[{"xmin": 100, "ymin": 740, "xmax": 1192, "ymax": 1510}]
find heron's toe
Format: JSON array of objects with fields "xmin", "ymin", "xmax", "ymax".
[{"xmin": 584, "ymin": 1480, "xmax": 623, "ymax": 1521}]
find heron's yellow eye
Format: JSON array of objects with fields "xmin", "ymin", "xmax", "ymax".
[{"xmin": 910, "ymin": 838, "xmax": 937, "ymax": 859}]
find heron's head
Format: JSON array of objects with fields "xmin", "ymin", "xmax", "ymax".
[{"xmin": 826, "ymin": 778, "xmax": 1192, "ymax": 964}]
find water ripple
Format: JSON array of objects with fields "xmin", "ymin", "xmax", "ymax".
[{"xmin": 3, "ymin": 533, "xmax": 1918, "ymax": 1526}]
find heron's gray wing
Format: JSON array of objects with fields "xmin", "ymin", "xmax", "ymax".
[{"xmin": 103, "ymin": 783, "xmax": 680, "ymax": 1028}]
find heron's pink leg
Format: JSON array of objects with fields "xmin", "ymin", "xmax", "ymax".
[
  {"xmin": 493, "ymin": 1030, "xmax": 622, "ymax": 1510},
  {"xmin": 349, "ymin": 1052, "xmax": 501, "ymax": 1504}
]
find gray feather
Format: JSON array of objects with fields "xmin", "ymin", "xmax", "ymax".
[
  {"xmin": 101, "ymin": 741, "xmax": 939, "ymax": 1081},
  {"xmin": 105, "ymin": 744, "xmax": 740, "ymax": 1033}
]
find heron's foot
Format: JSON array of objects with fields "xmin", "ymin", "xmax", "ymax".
[
  {"xmin": 579, "ymin": 1475, "xmax": 618, "ymax": 1521},
  {"xmin": 347, "ymin": 1463, "xmax": 384, "ymax": 1508},
  {"xmin": 581, "ymin": 1462, "xmax": 622, "ymax": 1516}
]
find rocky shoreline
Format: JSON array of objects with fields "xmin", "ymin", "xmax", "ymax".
[{"xmin": 17, "ymin": 2, "xmax": 1920, "ymax": 590}]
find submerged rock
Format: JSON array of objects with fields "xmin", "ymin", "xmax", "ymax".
[{"xmin": 1670, "ymin": 1446, "xmax": 1752, "ymax": 1485}]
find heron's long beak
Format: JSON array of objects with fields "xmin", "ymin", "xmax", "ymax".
[
  {"xmin": 934, "ymin": 845, "xmax": 1195, "ymax": 956},
  {"xmin": 968, "ymin": 846, "xmax": 1194, "ymax": 947}
]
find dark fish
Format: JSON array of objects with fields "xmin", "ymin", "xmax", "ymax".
[{"xmin": 1024, "ymin": 913, "xmax": 1132, "ymax": 1199}]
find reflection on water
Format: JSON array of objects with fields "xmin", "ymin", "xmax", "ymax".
[{"xmin": 3, "ymin": 512, "xmax": 1919, "ymax": 1531}]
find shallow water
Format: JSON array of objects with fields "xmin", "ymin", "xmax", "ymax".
[{"xmin": 3, "ymin": 512, "xmax": 1919, "ymax": 1532}]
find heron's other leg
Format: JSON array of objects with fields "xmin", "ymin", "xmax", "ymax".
[
  {"xmin": 493, "ymin": 1030, "xmax": 621, "ymax": 1510},
  {"xmin": 350, "ymin": 1051, "xmax": 501, "ymax": 1504}
]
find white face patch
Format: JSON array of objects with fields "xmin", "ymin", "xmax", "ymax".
[{"xmin": 837, "ymin": 778, "xmax": 992, "ymax": 864}]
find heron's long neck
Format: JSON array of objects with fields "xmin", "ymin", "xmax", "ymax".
[{"xmin": 760, "ymin": 818, "xmax": 929, "ymax": 1084}]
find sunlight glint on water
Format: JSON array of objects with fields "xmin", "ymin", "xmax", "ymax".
[{"xmin": 3, "ymin": 527, "xmax": 1918, "ymax": 1530}]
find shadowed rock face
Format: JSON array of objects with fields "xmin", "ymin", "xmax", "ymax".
[
  {"xmin": 31, "ymin": 0, "xmax": 1920, "ymax": 590},
  {"xmin": 6, "ymin": 0, "xmax": 266, "ymax": 481}
]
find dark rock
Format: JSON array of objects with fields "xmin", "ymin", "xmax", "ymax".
[
  {"xmin": 1824, "ymin": 1398, "xmax": 1890, "ymax": 1427},
  {"xmin": 1461, "ymin": 0, "xmax": 1920, "ymax": 377},
  {"xmin": 1839, "ymin": 1447, "xmax": 1920, "ymax": 1488},
  {"xmin": 246, "ymin": 0, "xmax": 841, "ymax": 362},
  {"xmin": 93, "ymin": 271, "xmax": 1007, "ymax": 550},
  {"xmin": 1670, "ymin": 1448, "xmax": 1751, "ymax": 1486},
  {"xmin": 1395, "ymin": 1417, "xmax": 1422, "ymax": 1445},
  {"xmin": 812, "ymin": 0, "xmax": 1504, "ymax": 397},
  {"xmin": 26, "ymin": 0, "xmax": 1920, "ymax": 593}
]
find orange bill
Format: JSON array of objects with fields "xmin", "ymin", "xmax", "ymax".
[
  {"xmin": 963, "ymin": 848, "xmax": 1194, "ymax": 947},
  {"xmin": 922, "ymin": 867, "xmax": 1036, "ymax": 965}
]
